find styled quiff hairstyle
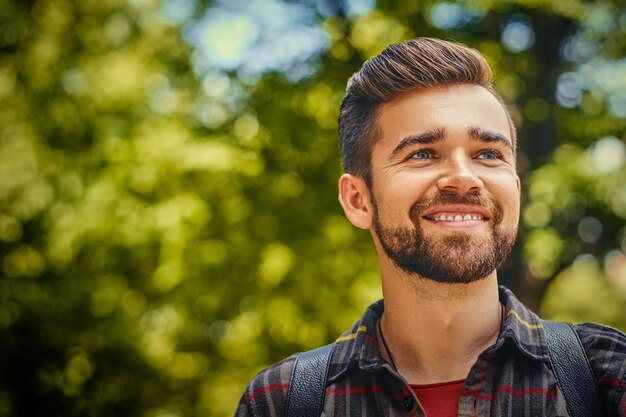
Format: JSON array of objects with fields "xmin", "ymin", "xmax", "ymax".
[{"xmin": 338, "ymin": 37, "xmax": 516, "ymax": 186}]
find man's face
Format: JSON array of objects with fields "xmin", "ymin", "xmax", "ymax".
[{"xmin": 368, "ymin": 84, "xmax": 520, "ymax": 284}]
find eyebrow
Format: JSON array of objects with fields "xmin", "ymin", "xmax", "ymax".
[
  {"xmin": 467, "ymin": 126, "xmax": 513, "ymax": 152},
  {"xmin": 389, "ymin": 127, "xmax": 446, "ymax": 160}
]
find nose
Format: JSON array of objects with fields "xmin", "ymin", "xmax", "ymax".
[{"xmin": 436, "ymin": 151, "xmax": 484, "ymax": 194}]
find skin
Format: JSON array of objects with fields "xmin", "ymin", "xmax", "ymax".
[{"xmin": 338, "ymin": 84, "xmax": 521, "ymax": 384}]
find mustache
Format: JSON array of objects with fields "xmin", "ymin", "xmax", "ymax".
[{"xmin": 409, "ymin": 192, "xmax": 503, "ymax": 224}]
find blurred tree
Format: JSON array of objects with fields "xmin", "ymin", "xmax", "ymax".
[
  {"xmin": 0, "ymin": 0, "xmax": 624, "ymax": 416},
  {"xmin": 0, "ymin": 0, "xmax": 229, "ymax": 415}
]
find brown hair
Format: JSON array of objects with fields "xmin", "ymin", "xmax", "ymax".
[{"xmin": 338, "ymin": 37, "xmax": 516, "ymax": 186}]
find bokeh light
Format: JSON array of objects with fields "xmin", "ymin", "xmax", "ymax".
[{"xmin": 2, "ymin": 1, "xmax": 626, "ymax": 416}]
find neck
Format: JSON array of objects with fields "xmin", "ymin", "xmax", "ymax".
[{"xmin": 378, "ymin": 268, "xmax": 502, "ymax": 385}]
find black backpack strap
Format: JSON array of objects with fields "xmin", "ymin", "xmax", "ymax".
[
  {"xmin": 541, "ymin": 319, "xmax": 606, "ymax": 417},
  {"xmin": 284, "ymin": 343, "xmax": 335, "ymax": 417}
]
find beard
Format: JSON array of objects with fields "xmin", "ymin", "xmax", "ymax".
[{"xmin": 372, "ymin": 192, "xmax": 517, "ymax": 284}]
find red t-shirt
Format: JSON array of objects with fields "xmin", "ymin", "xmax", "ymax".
[{"xmin": 410, "ymin": 379, "xmax": 465, "ymax": 417}]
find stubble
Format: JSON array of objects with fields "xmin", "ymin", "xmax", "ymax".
[{"xmin": 372, "ymin": 192, "xmax": 517, "ymax": 284}]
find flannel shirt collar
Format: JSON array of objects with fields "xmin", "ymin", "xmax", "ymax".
[
  {"xmin": 328, "ymin": 285, "xmax": 550, "ymax": 383},
  {"xmin": 495, "ymin": 285, "xmax": 550, "ymax": 362}
]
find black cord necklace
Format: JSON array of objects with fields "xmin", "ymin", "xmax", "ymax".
[
  {"xmin": 377, "ymin": 303, "xmax": 506, "ymax": 373},
  {"xmin": 499, "ymin": 302, "xmax": 506, "ymax": 334},
  {"xmin": 377, "ymin": 315, "xmax": 398, "ymax": 371}
]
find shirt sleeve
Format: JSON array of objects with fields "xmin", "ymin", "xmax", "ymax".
[
  {"xmin": 234, "ymin": 401, "xmax": 253, "ymax": 417},
  {"xmin": 575, "ymin": 322, "xmax": 626, "ymax": 417},
  {"xmin": 234, "ymin": 355, "xmax": 297, "ymax": 416}
]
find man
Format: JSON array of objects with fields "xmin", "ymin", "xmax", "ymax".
[{"xmin": 236, "ymin": 38, "xmax": 626, "ymax": 416}]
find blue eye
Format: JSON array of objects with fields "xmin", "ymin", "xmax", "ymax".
[
  {"xmin": 479, "ymin": 150, "xmax": 501, "ymax": 160},
  {"xmin": 411, "ymin": 150, "xmax": 432, "ymax": 160}
]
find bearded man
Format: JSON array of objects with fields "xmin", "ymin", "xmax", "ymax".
[{"xmin": 236, "ymin": 37, "xmax": 626, "ymax": 416}]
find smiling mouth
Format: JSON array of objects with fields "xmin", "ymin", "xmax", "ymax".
[{"xmin": 423, "ymin": 212, "xmax": 489, "ymax": 222}]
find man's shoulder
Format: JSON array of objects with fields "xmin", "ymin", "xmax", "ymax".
[
  {"xmin": 575, "ymin": 321, "xmax": 626, "ymax": 341},
  {"xmin": 575, "ymin": 321, "xmax": 626, "ymax": 358},
  {"xmin": 574, "ymin": 322, "xmax": 626, "ymax": 414},
  {"xmin": 235, "ymin": 353, "xmax": 298, "ymax": 416}
]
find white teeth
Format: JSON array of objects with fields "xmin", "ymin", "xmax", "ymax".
[{"xmin": 433, "ymin": 213, "xmax": 484, "ymax": 221}]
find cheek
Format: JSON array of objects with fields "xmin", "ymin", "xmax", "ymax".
[
  {"xmin": 374, "ymin": 185, "xmax": 424, "ymax": 223},
  {"xmin": 381, "ymin": 171, "xmax": 437, "ymax": 197},
  {"xmin": 489, "ymin": 178, "xmax": 520, "ymax": 218}
]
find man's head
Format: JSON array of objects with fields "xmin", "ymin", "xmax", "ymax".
[
  {"xmin": 338, "ymin": 37, "xmax": 516, "ymax": 187},
  {"xmin": 337, "ymin": 38, "xmax": 520, "ymax": 284}
]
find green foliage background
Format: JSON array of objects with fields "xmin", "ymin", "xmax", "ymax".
[{"xmin": 1, "ymin": 0, "xmax": 625, "ymax": 415}]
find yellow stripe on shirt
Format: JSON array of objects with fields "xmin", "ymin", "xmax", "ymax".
[
  {"xmin": 336, "ymin": 325, "xmax": 368, "ymax": 342},
  {"xmin": 507, "ymin": 309, "xmax": 544, "ymax": 329}
]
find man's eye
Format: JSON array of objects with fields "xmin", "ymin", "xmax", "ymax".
[
  {"xmin": 478, "ymin": 149, "xmax": 502, "ymax": 160},
  {"xmin": 411, "ymin": 150, "xmax": 432, "ymax": 160}
]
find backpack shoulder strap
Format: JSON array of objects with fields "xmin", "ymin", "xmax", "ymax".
[
  {"xmin": 284, "ymin": 343, "xmax": 335, "ymax": 417},
  {"xmin": 541, "ymin": 319, "xmax": 606, "ymax": 417}
]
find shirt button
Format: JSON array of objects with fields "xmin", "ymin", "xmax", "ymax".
[{"xmin": 403, "ymin": 395, "xmax": 414, "ymax": 410}]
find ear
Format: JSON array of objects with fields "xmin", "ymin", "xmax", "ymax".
[{"xmin": 338, "ymin": 173, "xmax": 372, "ymax": 229}]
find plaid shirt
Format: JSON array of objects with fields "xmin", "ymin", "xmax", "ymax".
[{"xmin": 236, "ymin": 286, "xmax": 626, "ymax": 416}]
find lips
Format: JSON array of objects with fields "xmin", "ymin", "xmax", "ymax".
[
  {"xmin": 421, "ymin": 205, "xmax": 491, "ymax": 222},
  {"xmin": 408, "ymin": 192, "xmax": 502, "ymax": 227},
  {"xmin": 427, "ymin": 213, "xmax": 484, "ymax": 222}
]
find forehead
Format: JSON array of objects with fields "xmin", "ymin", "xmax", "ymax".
[{"xmin": 374, "ymin": 84, "xmax": 512, "ymax": 150}]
